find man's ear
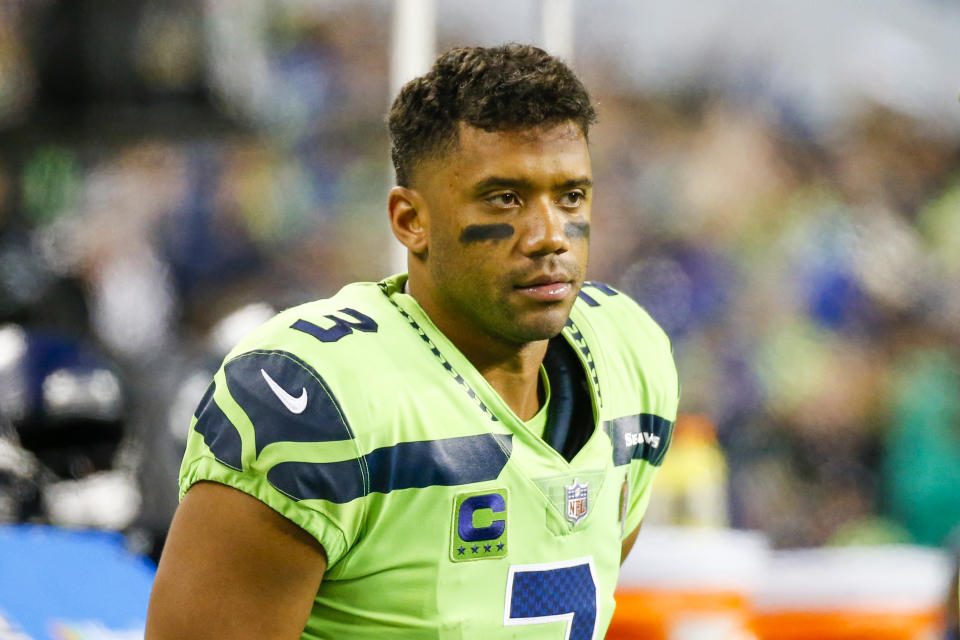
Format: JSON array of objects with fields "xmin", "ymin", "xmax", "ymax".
[{"xmin": 388, "ymin": 186, "xmax": 429, "ymax": 255}]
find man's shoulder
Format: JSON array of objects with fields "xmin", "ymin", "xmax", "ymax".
[
  {"xmin": 188, "ymin": 280, "xmax": 422, "ymax": 476},
  {"xmin": 225, "ymin": 281, "xmax": 394, "ymax": 360},
  {"xmin": 211, "ymin": 280, "xmax": 416, "ymax": 409},
  {"xmin": 571, "ymin": 281, "xmax": 672, "ymax": 353},
  {"xmin": 569, "ymin": 280, "xmax": 677, "ymax": 397}
]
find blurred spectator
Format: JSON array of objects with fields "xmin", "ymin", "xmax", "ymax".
[{"xmin": 882, "ymin": 349, "xmax": 960, "ymax": 547}]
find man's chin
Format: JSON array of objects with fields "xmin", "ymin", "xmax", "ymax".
[{"xmin": 509, "ymin": 309, "xmax": 574, "ymax": 343}]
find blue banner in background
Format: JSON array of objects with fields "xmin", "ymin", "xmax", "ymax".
[{"xmin": 0, "ymin": 525, "xmax": 155, "ymax": 640}]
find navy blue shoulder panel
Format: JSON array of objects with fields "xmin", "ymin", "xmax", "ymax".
[
  {"xmin": 193, "ymin": 381, "xmax": 243, "ymax": 471},
  {"xmin": 603, "ymin": 413, "xmax": 673, "ymax": 467},
  {"xmin": 224, "ymin": 350, "xmax": 354, "ymax": 457},
  {"xmin": 267, "ymin": 433, "xmax": 513, "ymax": 503},
  {"xmin": 267, "ymin": 457, "xmax": 366, "ymax": 504}
]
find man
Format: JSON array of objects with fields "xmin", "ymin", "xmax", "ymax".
[{"xmin": 146, "ymin": 44, "xmax": 679, "ymax": 639}]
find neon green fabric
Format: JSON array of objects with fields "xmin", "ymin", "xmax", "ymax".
[{"xmin": 180, "ymin": 274, "xmax": 679, "ymax": 639}]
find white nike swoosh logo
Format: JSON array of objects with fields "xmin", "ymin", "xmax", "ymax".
[{"xmin": 260, "ymin": 369, "xmax": 308, "ymax": 414}]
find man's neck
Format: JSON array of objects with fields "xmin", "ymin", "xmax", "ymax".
[
  {"xmin": 404, "ymin": 275, "xmax": 548, "ymax": 421},
  {"xmin": 460, "ymin": 336, "xmax": 548, "ymax": 422}
]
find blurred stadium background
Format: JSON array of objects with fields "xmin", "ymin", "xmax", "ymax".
[{"xmin": 0, "ymin": 0, "xmax": 958, "ymax": 638}]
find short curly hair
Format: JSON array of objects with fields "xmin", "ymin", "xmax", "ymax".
[{"xmin": 387, "ymin": 44, "xmax": 597, "ymax": 187}]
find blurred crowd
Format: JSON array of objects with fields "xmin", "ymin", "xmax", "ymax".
[{"xmin": 0, "ymin": 0, "xmax": 958, "ymax": 569}]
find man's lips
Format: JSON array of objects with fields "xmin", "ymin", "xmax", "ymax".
[
  {"xmin": 515, "ymin": 272, "xmax": 572, "ymax": 287},
  {"xmin": 513, "ymin": 278, "xmax": 573, "ymax": 301}
]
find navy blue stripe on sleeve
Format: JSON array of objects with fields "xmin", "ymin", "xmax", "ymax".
[
  {"xmin": 193, "ymin": 382, "xmax": 243, "ymax": 471},
  {"xmin": 603, "ymin": 413, "xmax": 673, "ymax": 467},
  {"xmin": 267, "ymin": 433, "xmax": 513, "ymax": 503}
]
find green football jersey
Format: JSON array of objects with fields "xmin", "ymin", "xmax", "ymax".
[{"xmin": 180, "ymin": 274, "xmax": 679, "ymax": 639}]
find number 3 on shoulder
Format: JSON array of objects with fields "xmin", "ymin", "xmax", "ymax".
[
  {"xmin": 577, "ymin": 282, "xmax": 618, "ymax": 308},
  {"xmin": 503, "ymin": 557, "xmax": 599, "ymax": 639}
]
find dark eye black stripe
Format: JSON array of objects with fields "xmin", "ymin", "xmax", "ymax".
[
  {"xmin": 459, "ymin": 224, "xmax": 515, "ymax": 243},
  {"xmin": 565, "ymin": 221, "xmax": 590, "ymax": 238}
]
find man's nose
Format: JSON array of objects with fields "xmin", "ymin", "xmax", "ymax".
[{"xmin": 520, "ymin": 196, "xmax": 570, "ymax": 256}]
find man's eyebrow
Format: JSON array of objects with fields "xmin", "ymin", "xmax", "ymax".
[
  {"xmin": 470, "ymin": 176, "xmax": 535, "ymax": 194},
  {"xmin": 555, "ymin": 177, "xmax": 593, "ymax": 191},
  {"xmin": 470, "ymin": 176, "xmax": 593, "ymax": 194}
]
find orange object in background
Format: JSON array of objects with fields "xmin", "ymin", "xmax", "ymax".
[
  {"xmin": 613, "ymin": 527, "xmax": 768, "ymax": 640},
  {"xmin": 608, "ymin": 589, "xmax": 756, "ymax": 640},
  {"xmin": 751, "ymin": 609, "xmax": 943, "ymax": 640},
  {"xmin": 613, "ymin": 530, "xmax": 954, "ymax": 640},
  {"xmin": 752, "ymin": 546, "xmax": 951, "ymax": 640}
]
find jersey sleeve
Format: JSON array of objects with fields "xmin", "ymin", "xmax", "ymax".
[
  {"xmin": 179, "ymin": 348, "xmax": 367, "ymax": 568},
  {"xmin": 621, "ymin": 344, "xmax": 679, "ymax": 539},
  {"xmin": 575, "ymin": 282, "xmax": 681, "ymax": 540}
]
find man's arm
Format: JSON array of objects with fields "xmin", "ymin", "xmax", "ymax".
[
  {"xmin": 620, "ymin": 522, "xmax": 641, "ymax": 565},
  {"xmin": 146, "ymin": 481, "xmax": 327, "ymax": 640}
]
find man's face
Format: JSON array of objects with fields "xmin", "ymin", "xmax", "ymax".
[{"xmin": 413, "ymin": 120, "xmax": 592, "ymax": 347}]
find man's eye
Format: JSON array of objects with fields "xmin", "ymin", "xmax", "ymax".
[
  {"xmin": 558, "ymin": 191, "xmax": 585, "ymax": 207},
  {"xmin": 487, "ymin": 193, "xmax": 520, "ymax": 207}
]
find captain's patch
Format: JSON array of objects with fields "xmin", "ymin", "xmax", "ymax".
[{"xmin": 450, "ymin": 489, "xmax": 508, "ymax": 562}]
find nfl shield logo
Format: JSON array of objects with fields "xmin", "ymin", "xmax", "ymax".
[{"xmin": 565, "ymin": 478, "xmax": 589, "ymax": 524}]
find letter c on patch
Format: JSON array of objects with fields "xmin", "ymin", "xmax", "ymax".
[{"xmin": 457, "ymin": 493, "xmax": 506, "ymax": 542}]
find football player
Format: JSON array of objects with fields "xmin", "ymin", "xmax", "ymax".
[{"xmin": 147, "ymin": 44, "xmax": 679, "ymax": 639}]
